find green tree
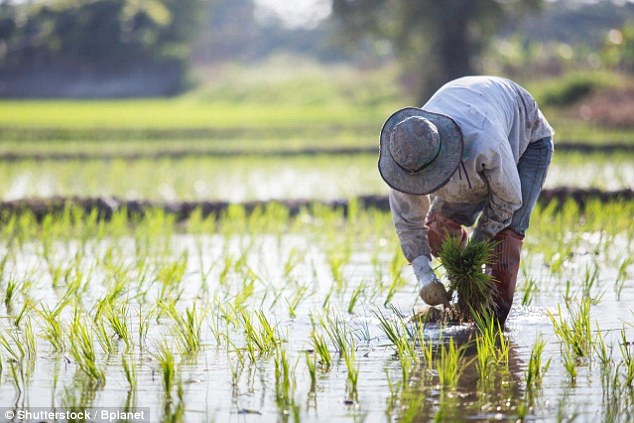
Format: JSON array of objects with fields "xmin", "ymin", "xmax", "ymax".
[
  {"xmin": 331, "ymin": 0, "xmax": 543, "ymax": 103},
  {"xmin": 0, "ymin": 0, "xmax": 204, "ymax": 97}
]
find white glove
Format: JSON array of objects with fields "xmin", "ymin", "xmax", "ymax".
[{"xmin": 412, "ymin": 255, "xmax": 449, "ymax": 306}]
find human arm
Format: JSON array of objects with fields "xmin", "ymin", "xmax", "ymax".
[
  {"xmin": 470, "ymin": 142, "xmax": 523, "ymax": 243},
  {"xmin": 389, "ymin": 189, "xmax": 449, "ymax": 306}
]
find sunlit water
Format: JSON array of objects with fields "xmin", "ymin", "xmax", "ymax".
[{"xmin": 0, "ymin": 227, "xmax": 632, "ymax": 422}]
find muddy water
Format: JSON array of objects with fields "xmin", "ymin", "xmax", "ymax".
[{"xmin": 0, "ymin": 229, "xmax": 632, "ymax": 422}]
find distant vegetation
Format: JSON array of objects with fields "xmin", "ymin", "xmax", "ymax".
[{"xmin": 1, "ymin": 0, "xmax": 634, "ymax": 99}]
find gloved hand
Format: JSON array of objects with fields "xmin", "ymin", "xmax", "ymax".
[{"xmin": 412, "ymin": 255, "xmax": 449, "ymax": 307}]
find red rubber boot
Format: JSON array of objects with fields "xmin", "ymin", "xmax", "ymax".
[{"xmin": 490, "ymin": 228, "xmax": 524, "ymax": 326}]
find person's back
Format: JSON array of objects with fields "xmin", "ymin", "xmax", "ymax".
[{"xmin": 423, "ymin": 76, "xmax": 553, "ymax": 162}]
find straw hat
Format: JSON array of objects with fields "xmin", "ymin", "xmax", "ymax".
[{"xmin": 378, "ymin": 107, "xmax": 463, "ymax": 195}]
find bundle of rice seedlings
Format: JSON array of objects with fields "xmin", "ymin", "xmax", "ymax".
[{"xmin": 438, "ymin": 236, "xmax": 498, "ymax": 321}]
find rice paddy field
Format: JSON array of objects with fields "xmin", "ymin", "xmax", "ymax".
[{"xmin": 0, "ymin": 66, "xmax": 633, "ymax": 422}]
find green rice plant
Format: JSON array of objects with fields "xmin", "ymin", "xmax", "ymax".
[
  {"xmin": 374, "ymin": 308, "xmax": 417, "ymax": 381},
  {"xmin": 285, "ymin": 284, "xmax": 311, "ymax": 319},
  {"xmin": 13, "ymin": 295, "xmax": 36, "ymax": 327},
  {"xmin": 472, "ymin": 310, "xmax": 510, "ymax": 367},
  {"xmin": 435, "ymin": 338, "xmax": 469, "ymax": 389},
  {"xmin": 384, "ymin": 250, "xmax": 407, "ymax": 306},
  {"xmin": 562, "ymin": 349, "xmax": 578, "ymax": 385},
  {"xmin": 614, "ymin": 257, "xmax": 631, "ymax": 301},
  {"xmin": 274, "ymin": 347, "xmax": 296, "ymax": 412},
  {"xmin": 137, "ymin": 304, "xmax": 154, "ymax": 349},
  {"xmin": 317, "ymin": 310, "xmax": 352, "ymax": 355},
  {"xmin": 240, "ymin": 309, "xmax": 280, "ymax": 362},
  {"xmin": 102, "ymin": 302, "xmax": 133, "ymax": 353},
  {"xmin": 327, "ymin": 252, "xmax": 347, "ymax": 293},
  {"xmin": 520, "ymin": 275, "xmax": 538, "ymax": 306},
  {"xmin": 156, "ymin": 253, "xmax": 187, "ymax": 301},
  {"xmin": 94, "ymin": 317, "xmax": 115, "ymax": 355},
  {"xmin": 37, "ymin": 305, "xmax": 66, "ymax": 352},
  {"xmin": 438, "ymin": 238, "xmax": 497, "ymax": 320},
  {"xmin": 343, "ymin": 341, "xmax": 359, "ymax": 400},
  {"xmin": 310, "ymin": 328, "xmax": 332, "ymax": 370},
  {"xmin": 69, "ymin": 311, "xmax": 106, "ymax": 386},
  {"xmin": 594, "ymin": 322, "xmax": 613, "ymax": 374},
  {"xmin": 580, "ymin": 263, "xmax": 604, "ymax": 305},
  {"xmin": 347, "ymin": 282, "xmax": 365, "ymax": 314},
  {"xmin": 549, "ymin": 298, "xmax": 593, "ymax": 359},
  {"xmin": 4, "ymin": 278, "xmax": 21, "ymax": 311},
  {"xmin": 162, "ymin": 301, "xmax": 206, "ymax": 354},
  {"xmin": 152, "ymin": 340, "xmax": 178, "ymax": 399},
  {"xmin": 23, "ymin": 317, "xmax": 37, "ymax": 360},
  {"xmin": 618, "ymin": 329, "xmax": 634, "ymax": 388},
  {"xmin": 122, "ymin": 354, "xmax": 138, "ymax": 391},
  {"xmin": 0, "ymin": 325, "xmax": 26, "ymax": 391},
  {"xmin": 305, "ymin": 351, "xmax": 317, "ymax": 393},
  {"xmin": 525, "ymin": 336, "xmax": 551, "ymax": 391}
]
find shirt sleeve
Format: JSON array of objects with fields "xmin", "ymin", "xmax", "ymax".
[
  {"xmin": 471, "ymin": 140, "xmax": 523, "ymax": 242},
  {"xmin": 388, "ymin": 188, "xmax": 432, "ymax": 262}
]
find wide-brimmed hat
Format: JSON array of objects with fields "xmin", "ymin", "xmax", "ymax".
[{"xmin": 378, "ymin": 107, "xmax": 463, "ymax": 195}]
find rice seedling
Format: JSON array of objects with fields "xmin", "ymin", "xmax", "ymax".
[
  {"xmin": 101, "ymin": 302, "xmax": 134, "ymax": 353},
  {"xmin": 274, "ymin": 347, "xmax": 297, "ymax": 412},
  {"xmin": 435, "ymin": 338, "xmax": 469, "ymax": 389},
  {"xmin": 614, "ymin": 257, "xmax": 631, "ymax": 300},
  {"xmin": 69, "ymin": 309, "xmax": 106, "ymax": 386},
  {"xmin": 310, "ymin": 328, "xmax": 332, "ymax": 370},
  {"xmin": 162, "ymin": 301, "xmax": 206, "ymax": 355},
  {"xmin": 438, "ymin": 238, "xmax": 497, "ymax": 320},
  {"xmin": 374, "ymin": 308, "xmax": 417, "ymax": 382},
  {"xmin": 122, "ymin": 354, "xmax": 138, "ymax": 392},
  {"xmin": 343, "ymin": 341, "xmax": 359, "ymax": 401},
  {"xmin": 305, "ymin": 351, "xmax": 317, "ymax": 393},
  {"xmin": 0, "ymin": 325, "xmax": 27, "ymax": 391},
  {"xmin": 240, "ymin": 309, "xmax": 280, "ymax": 362},
  {"xmin": 13, "ymin": 295, "xmax": 36, "ymax": 327},
  {"xmin": 4, "ymin": 278, "xmax": 21, "ymax": 311},
  {"xmin": 285, "ymin": 283, "xmax": 311, "ymax": 319},
  {"xmin": 472, "ymin": 310, "xmax": 510, "ymax": 367},
  {"xmin": 317, "ymin": 310, "xmax": 352, "ymax": 355},
  {"xmin": 562, "ymin": 349, "xmax": 578, "ymax": 384},
  {"xmin": 525, "ymin": 336, "xmax": 551, "ymax": 392},
  {"xmin": 152, "ymin": 340, "xmax": 178, "ymax": 400},
  {"xmin": 347, "ymin": 281, "xmax": 365, "ymax": 314},
  {"xmin": 23, "ymin": 317, "xmax": 37, "ymax": 360},
  {"xmin": 520, "ymin": 275, "xmax": 539, "ymax": 306},
  {"xmin": 37, "ymin": 305, "xmax": 66, "ymax": 353},
  {"xmin": 549, "ymin": 298, "xmax": 593, "ymax": 359},
  {"xmin": 618, "ymin": 329, "xmax": 634, "ymax": 388},
  {"xmin": 384, "ymin": 249, "xmax": 407, "ymax": 306}
]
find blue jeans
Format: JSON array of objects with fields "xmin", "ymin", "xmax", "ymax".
[{"xmin": 433, "ymin": 137, "xmax": 554, "ymax": 237}]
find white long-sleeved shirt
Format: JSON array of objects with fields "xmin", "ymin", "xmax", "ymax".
[{"xmin": 389, "ymin": 76, "xmax": 554, "ymax": 262}]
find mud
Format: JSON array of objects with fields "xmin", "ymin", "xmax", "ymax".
[{"xmin": 1, "ymin": 188, "xmax": 632, "ymax": 222}]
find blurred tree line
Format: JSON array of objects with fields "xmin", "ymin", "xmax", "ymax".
[
  {"xmin": 0, "ymin": 0, "xmax": 203, "ymax": 97},
  {"xmin": 1, "ymin": 0, "xmax": 634, "ymax": 98}
]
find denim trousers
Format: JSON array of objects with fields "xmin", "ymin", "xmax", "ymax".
[{"xmin": 433, "ymin": 137, "xmax": 554, "ymax": 237}]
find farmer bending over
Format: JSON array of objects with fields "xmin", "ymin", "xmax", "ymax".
[{"xmin": 378, "ymin": 76, "xmax": 554, "ymax": 326}]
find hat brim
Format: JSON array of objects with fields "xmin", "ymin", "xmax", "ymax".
[{"xmin": 378, "ymin": 107, "xmax": 463, "ymax": 195}]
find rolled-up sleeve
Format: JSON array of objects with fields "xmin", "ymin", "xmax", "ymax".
[
  {"xmin": 388, "ymin": 188, "xmax": 432, "ymax": 262},
  {"xmin": 471, "ymin": 142, "xmax": 523, "ymax": 242}
]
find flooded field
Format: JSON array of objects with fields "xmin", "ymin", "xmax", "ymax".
[
  {"xmin": 0, "ymin": 151, "xmax": 632, "ymax": 202},
  {"xmin": 0, "ymin": 200, "xmax": 632, "ymax": 422}
]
